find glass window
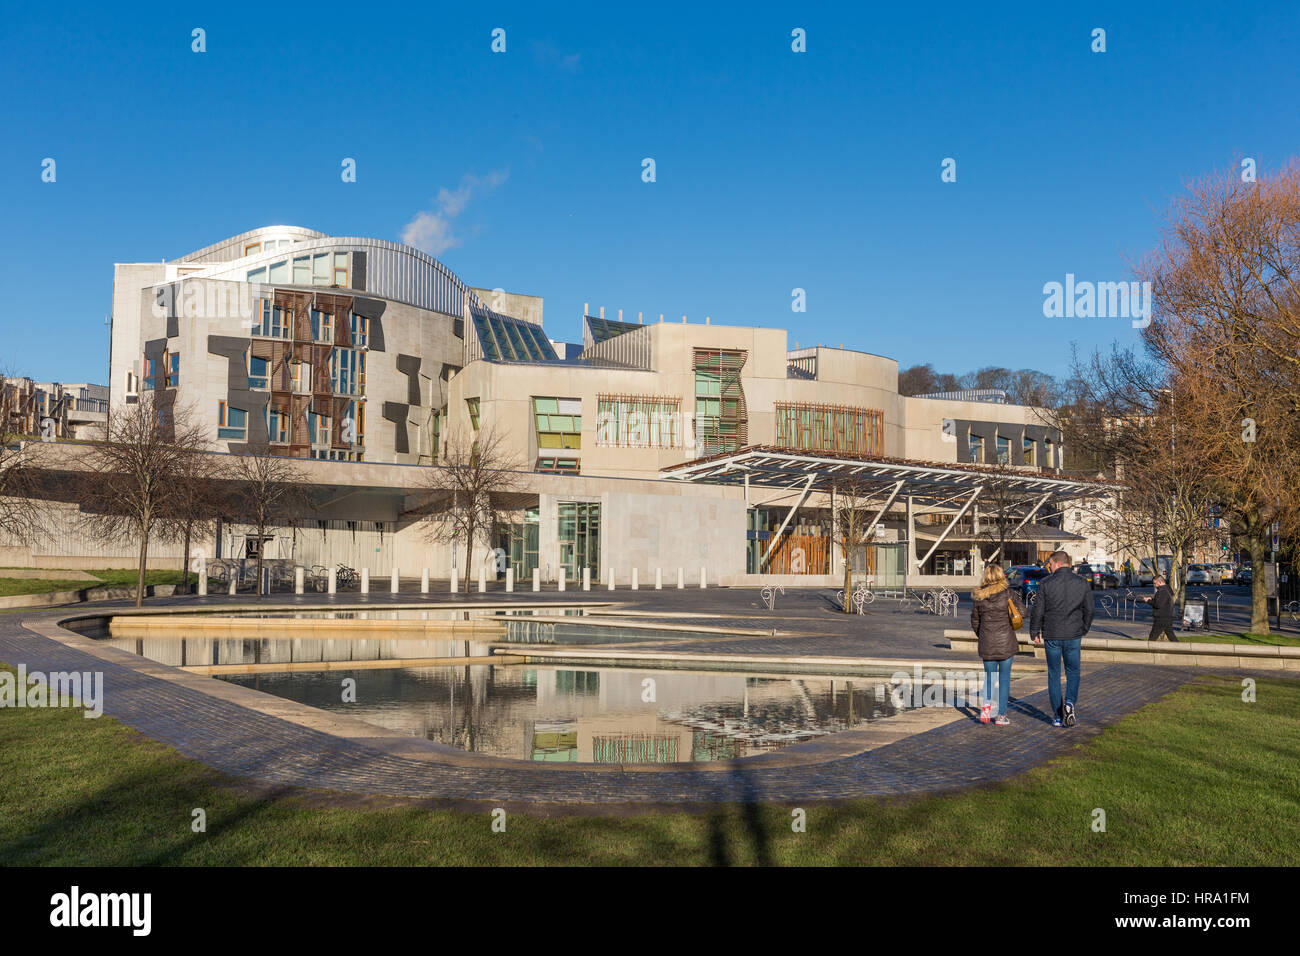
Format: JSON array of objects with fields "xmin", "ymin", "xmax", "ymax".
[
  {"xmin": 293, "ymin": 256, "xmax": 311, "ymax": 285},
  {"xmin": 534, "ymin": 397, "xmax": 581, "ymax": 450},
  {"xmin": 1023, "ymin": 437, "xmax": 1036, "ymax": 466},
  {"xmin": 248, "ymin": 354, "xmax": 268, "ymax": 389},
  {"xmin": 268, "ymin": 259, "xmax": 288, "ymax": 283},
  {"xmin": 166, "ymin": 353, "xmax": 180, "ymax": 387},
  {"xmin": 308, "ymin": 411, "xmax": 330, "ymax": 445},
  {"xmin": 466, "ymin": 397, "xmax": 481, "ymax": 430},
  {"xmin": 246, "ymin": 267, "xmax": 266, "ymax": 284},
  {"xmin": 243, "ymin": 242, "xmax": 261, "ymax": 257},
  {"xmin": 996, "ymin": 435, "xmax": 1010, "ymax": 465},
  {"xmin": 969, "ymin": 435, "xmax": 984, "ymax": 463},
  {"xmin": 266, "ymin": 407, "xmax": 288, "ymax": 443},
  {"xmin": 143, "ymin": 356, "xmax": 157, "ymax": 390},
  {"xmin": 218, "ymin": 402, "xmax": 247, "ymax": 440},
  {"xmin": 773, "ymin": 402, "xmax": 881, "ymax": 454},
  {"xmin": 313, "ymin": 253, "xmax": 330, "ymax": 283},
  {"xmin": 693, "ymin": 349, "xmax": 746, "ymax": 455},
  {"xmin": 350, "ymin": 313, "xmax": 368, "ymax": 348}
]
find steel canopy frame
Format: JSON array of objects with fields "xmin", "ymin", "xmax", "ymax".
[{"xmin": 660, "ymin": 446, "xmax": 1114, "ymax": 506}]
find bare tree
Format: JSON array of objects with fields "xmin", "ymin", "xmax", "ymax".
[
  {"xmin": 225, "ymin": 451, "xmax": 312, "ymax": 594},
  {"xmin": 0, "ymin": 374, "xmax": 47, "ymax": 542},
  {"xmin": 78, "ymin": 394, "xmax": 208, "ymax": 607},
  {"xmin": 831, "ymin": 477, "xmax": 879, "ymax": 612},
  {"xmin": 160, "ymin": 449, "xmax": 224, "ymax": 591},
  {"xmin": 421, "ymin": 426, "xmax": 522, "ymax": 592}
]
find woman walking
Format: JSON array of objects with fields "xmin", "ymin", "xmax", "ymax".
[{"xmin": 970, "ymin": 563, "xmax": 1025, "ymax": 726}]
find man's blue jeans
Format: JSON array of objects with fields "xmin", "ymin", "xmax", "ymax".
[
  {"xmin": 983, "ymin": 657, "xmax": 1013, "ymax": 716},
  {"xmin": 1043, "ymin": 639, "xmax": 1081, "ymax": 718}
]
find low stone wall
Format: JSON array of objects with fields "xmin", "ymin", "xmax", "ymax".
[
  {"xmin": 0, "ymin": 583, "xmax": 192, "ymax": 610},
  {"xmin": 944, "ymin": 629, "xmax": 1300, "ymax": 670}
]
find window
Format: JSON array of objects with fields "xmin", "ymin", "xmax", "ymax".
[
  {"xmin": 466, "ymin": 398, "xmax": 480, "ymax": 430},
  {"xmin": 1044, "ymin": 438, "xmax": 1056, "ymax": 469},
  {"xmin": 268, "ymin": 260, "xmax": 288, "ymax": 284},
  {"xmin": 124, "ymin": 371, "xmax": 138, "ymax": 396},
  {"xmin": 218, "ymin": 401, "xmax": 247, "ymax": 440},
  {"xmin": 774, "ymin": 402, "xmax": 882, "ymax": 454},
  {"xmin": 334, "ymin": 252, "xmax": 349, "ymax": 287},
  {"xmin": 311, "ymin": 309, "xmax": 334, "ymax": 343},
  {"xmin": 308, "ymin": 411, "xmax": 330, "ymax": 446},
  {"xmin": 1023, "ymin": 437, "xmax": 1036, "ymax": 467},
  {"xmin": 350, "ymin": 313, "xmax": 368, "ymax": 348},
  {"xmin": 248, "ymin": 353, "xmax": 269, "ymax": 389},
  {"xmin": 293, "ymin": 256, "xmax": 311, "ymax": 285},
  {"xmin": 252, "ymin": 300, "xmax": 289, "ymax": 338},
  {"xmin": 143, "ymin": 356, "xmax": 157, "ymax": 390},
  {"xmin": 968, "ymin": 435, "xmax": 984, "ymax": 463},
  {"xmin": 693, "ymin": 349, "xmax": 747, "ymax": 455},
  {"xmin": 330, "ymin": 348, "xmax": 362, "ymax": 395},
  {"xmin": 996, "ymin": 434, "xmax": 1010, "ymax": 465},
  {"xmin": 536, "ymin": 456, "xmax": 580, "ymax": 474},
  {"xmin": 596, "ymin": 395, "xmax": 681, "ymax": 448},
  {"xmin": 534, "ymin": 397, "xmax": 581, "ymax": 450},
  {"xmin": 290, "ymin": 360, "xmax": 309, "ymax": 393},
  {"xmin": 243, "ymin": 242, "xmax": 261, "ymax": 257},
  {"xmin": 266, "ymin": 407, "xmax": 288, "ymax": 443},
  {"xmin": 164, "ymin": 353, "xmax": 180, "ymax": 388}
]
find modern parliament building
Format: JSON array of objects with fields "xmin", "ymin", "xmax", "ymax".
[{"xmin": 100, "ymin": 225, "xmax": 1105, "ymax": 588}]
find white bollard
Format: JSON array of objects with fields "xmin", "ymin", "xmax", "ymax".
[
  {"xmin": 360, "ymin": 568, "xmax": 369, "ymax": 594},
  {"xmin": 391, "ymin": 567, "xmax": 399, "ymax": 594},
  {"xmin": 506, "ymin": 568, "xmax": 514, "ymax": 592},
  {"xmin": 450, "ymin": 568, "xmax": 459, "ymax": 593},
  {"xmin": 632, "ymin": 568, "xmax": 639, "ymax": 590},
  {"xmin": 532, "ymin": 568, "xmax": 540, "ymax": 592},
  {"xmin": 198, "ymin": 571, "xmax": 207, "ymax": 596},
  {"xmin": 228, "ymin": 577, "xmax": 237, "ymax": 596},
  {"xmin": 558, "ymin": 568, "xmax": 566, "ymax": 592},
  {"xmin": 677, "ymin": 567, "xmax": 685, "ymax": 589},
  {"xmin": 607, "ymin": 567, "xmax": 616, "ymax": 591},
  {"xmin": 421, "ymin": 568, "xmax": 429, "ymax": 593},
  {"xmin": 295, "ymin": 566, "xmax": 305, "ymax": 594},
  {"xmin": 329, "ymin": 567, "xmax": 337, "ymax": 594},
  {"xmin": 583, "ymin": 567, "xmax": 591, "ymax": 591},
  {"xmin": 478, "ymin": 565, "xmax": 487, "ymax": 593},
  {"xmin": 699, "ymin": 566, "xmax": 707, "ymax": 589},
  {"xmin": 655, "ymin": 568, "xmax": 663, "ymax": 590}
]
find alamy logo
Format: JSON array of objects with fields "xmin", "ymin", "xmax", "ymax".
[
  {"xmin": 0, "ymin": 664, "xmax": 103, "ymax": 718},
  {"xmin": 49, "ymin": 886, "xmax": 151, "ymax": 936},
  {"xmin": 1042, "ymin": 274, "xmax": 1153, "ymax": 328}
]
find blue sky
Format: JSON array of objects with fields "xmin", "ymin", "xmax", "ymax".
[{"xmin": 5, "ymin": 0, "xmax": 1299, "ymax": 384}]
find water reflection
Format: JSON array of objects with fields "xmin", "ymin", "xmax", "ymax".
[
  {"xmin": 218, "ymin": 666, "xmax": 907, "ymax": 764},
  {"xmin": 98, "ymin": 634, "xmax": 496, "ymax": 669}
]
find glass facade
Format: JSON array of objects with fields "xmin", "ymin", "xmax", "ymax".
[
  {"xmin": 471, "ymin": 305, "xmax": 558, "ymax": 362},
  {"xmin": 558, "ymin": 501, "xmax": 600, "ymax": 581},
  {"xmin": 693, "ymin": 348, "xmax": 747, "ymax": 455},
  {"xmin": 595, "ymin": 394, "xmax": 680, "ymax": 447}
]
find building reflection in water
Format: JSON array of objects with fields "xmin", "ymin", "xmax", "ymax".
[{"xmin": 220, "ymin": 665, "xmax": 906, "ymax": 765}]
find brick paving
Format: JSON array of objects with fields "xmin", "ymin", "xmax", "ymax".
[{"xmin": 0, "ymin": 588, "xmax": 1235, "ymax": 807}]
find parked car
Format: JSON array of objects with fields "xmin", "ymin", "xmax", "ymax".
[
  {"xmin": 1075, "ymin": 562, "xmax": 1119, "ymax": 589},
  {"xmin": 1216, "ymin": 563, "xmax": 1235, "ymax": 583},
  {"xmin": 1186, "ymin": 563, "xmax": 1213, "ymax": 586},
  {"xmin": 1237, "ymin": 566, "xmax": 1253, "ymax": 586},
  {"xmin": 1006, "ymin": 565, "xmax": 1049, "ymax": 601}
]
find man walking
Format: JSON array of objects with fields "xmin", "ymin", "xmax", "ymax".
[
  {"xmin": 1139, "ymin": 575, "xmax": 1178, "ymax": 642},
  {"xmin": 1029, "ymin": 550, "xmax": 1094, "ymax": 727}
]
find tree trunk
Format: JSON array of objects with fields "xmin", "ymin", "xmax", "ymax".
[
  {"xmin": 181, "ymin": 523, "xmax": 192, "ymax": 590},
  {"xmin": 463, "ymin": 522, "xmax": 474, "ymax": 594},
  {"xmin": 1248, "ymin": 530, "xmax": 1269, "ymax": 635},
  {"xmin": 255, "ymin": 520, "xmax": 266, "ymax": 596},
  {"xmin": 842, "ymin": 541, "xmax": 853, "ymax": 613},
  {"xmin": 136, "ymin": 527, "xmax": 149, "ymax": 609}
]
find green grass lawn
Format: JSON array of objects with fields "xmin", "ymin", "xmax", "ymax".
[
  {"xmin": 2, "ymin": 664, "xmax": 1298, "ymax": 866},
  {"xmin": 0, "ymin": 568, "xmax": 211, "ymax": 598}
]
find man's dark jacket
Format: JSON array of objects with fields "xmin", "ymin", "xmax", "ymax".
[
  {"xmin": 1029, "ymin": 566, "xmax": 1094, "ymax": 641},
  {"xmin": 1149, "ymin": 584, "xmax": 1174, "ymax": 623}
]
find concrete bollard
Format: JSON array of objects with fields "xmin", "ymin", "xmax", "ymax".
[
  {"xmin": 391, "ymin": 567, "xmax": 399, "ymax": 594},
  {"xmin": 532, "ymin": 568, "xmax": 540, "ymax": 592},
  {"xmin": 677, "ymin": 567, "xmax": 685, "ymax": 589},
  {"xmin": 295, "ymin": 566, "xmax": 305, "ymax": 595},
  {"xmin": 421, "ymin": 568, "xmax": 429, "ymax": 593},
  {"xmin": 478, "ymin": 566, "xmax": 487, "ymax": 593},
  {"xmin": 198, "ymin": 572, "xmax": 207, "ymax": 597},
  {"xmin": 450, "ymin": 568, "xmax": 459, "ymax": 593},
  {"xmin": 607, "ymin": 567, "xmax": 616, "ymax": 591},
  {"xmin": 582, "ymin": 567, "xmax": 590, "ymax": 591},
  {"xmin": 228, "ymin": 577, "xmax": 237, "ymax": 596},
  {"xmin": 700, "ymin": 566, "xmax": 708, "ymax": 589},
  {"xmin": 558, "ymin": 568, "xmax": 566, "ymax": 592},
  {"xmin": 329, "ymin": 567, "xmax": 337, "ymax": 594},
  {"xmin": 655, "ymin": 568, "xmax": 662, "ymax": 590},
  {"xmin": 361, "ymin": 568, "xmax": 370, "ymax": 594},
  {"xmin": 632, "ymin": 568, "xmax": 639, "ymax": 590},
  {"xmin": 506, "ymin": 568, "xmax": 514, "ymax": 592}
]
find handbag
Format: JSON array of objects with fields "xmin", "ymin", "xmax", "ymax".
[{"xmin": 1007, "ymin": 594, "xmax": 1023, "ymax": 629}]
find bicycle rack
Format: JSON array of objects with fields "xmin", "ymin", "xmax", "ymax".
[{"xmin": 761, "ymin": 585, "xmax": 785, "ymax": 611}]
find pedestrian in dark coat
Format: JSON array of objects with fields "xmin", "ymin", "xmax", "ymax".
[{"xmin": 1140, "ymin": 575, "xmax": 1178, "ymax": 642}]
